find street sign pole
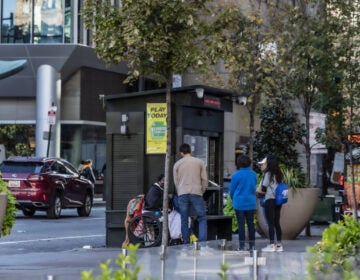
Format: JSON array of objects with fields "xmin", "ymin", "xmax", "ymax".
[
  {"xmin": 46, "ymin": 105, "xmax": 57, "ymax": 157},
  {"xmin": 46, "ymin": 124, "xmax": 52, "ymax": 157}
]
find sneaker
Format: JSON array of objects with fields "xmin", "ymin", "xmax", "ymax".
[
  {"xmin": 262, "ymin": 244, "xmax": 276, "ymax": 252},
  {"xmin": 276, "ymin": 244, "xmax": 283, "ymax": 252}
]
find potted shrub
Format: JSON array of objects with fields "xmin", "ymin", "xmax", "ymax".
[
  {"xmin": 256, "ymin": 166, "xmax": 320, "ymax": 240},
  {"xmin": 0, "ymin": 178, "xmax": 17, "ymax": 237},
  {"xmin": 223, "ymin": 196, "xmax": 239, "ymax": 233},
  {"xmin": 306, "ymin": 215, "xmax": 360, "ymax": 279}
]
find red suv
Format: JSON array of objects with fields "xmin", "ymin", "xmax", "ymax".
[{"xmin": 0, "ymin": 157, "xmax": 94, "ymax": 219}]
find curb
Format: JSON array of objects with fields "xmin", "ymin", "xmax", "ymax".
[{"xmin": 93, "ymin": 198, "xmax": 106, "ymax": 207}]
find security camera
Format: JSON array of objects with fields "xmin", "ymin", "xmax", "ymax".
[{"xmin": 238, "ymin": 96, "xmax": 247, "ymax": 106}]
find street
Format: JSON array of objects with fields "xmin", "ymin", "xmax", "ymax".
[
  {"xmin": 0, "ymin": 206, "xmax": 106, "ymax": 256},
  {"xmin": 0, "ymin": 203, "xmax": 328, "ymax": 280}
]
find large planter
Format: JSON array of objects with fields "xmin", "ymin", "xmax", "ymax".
[
  {"xmin": 256, "ymin": 188, "xmax": 320, "ymax": 240},
  {"xmin": 0, "ymin": 193, "xmax": 7, "ymax": 235}
]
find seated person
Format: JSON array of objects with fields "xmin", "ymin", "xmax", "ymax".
[{"xmin": 144, "ymin": 174, "xmax": 165, "ymax": 211}]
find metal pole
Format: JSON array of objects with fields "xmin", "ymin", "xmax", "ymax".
[
  {"xmin": 46, "ymin": 124, "xmax": 52, "ymax": 157},
  {"xmin": 122, "ymin": 248, "xmax": 128, "ymax": 269},
  {"xmin": 253, "ymin": 250, "xmax": 258, "ymax": 280},
  {"xmin": 161, "ymin": 253, "xmax": 165, "ymax": 280}
]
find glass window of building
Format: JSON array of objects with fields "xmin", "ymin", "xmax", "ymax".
[
  {"xmin": 61, "ymin": 124, "xmax": 106, "ymax": 178},
  {"xmin": 1, "ymin": 0, "xmax": 70, "ymax": 44},
  {"xmin": 35, "ymin": 0, "xmax": 64, "ymax": 43},
  {"xmin": 1, "ymin": 0, "xmax": 32, "ymax": 43}
]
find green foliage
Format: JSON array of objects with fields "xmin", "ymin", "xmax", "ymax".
[
  {"xmin": 210, "ymin": 4, "xmax": 278, "ymax": 162},
  {"xmin": 306, "ymin": 215, "xmax": 360, "ymax": 279},
  {"xmin": 81, "ymin": 243, "xmax": 230, "ymax": 280},
  {"xmin": 223, "ymin": 196, "xmax": 238, "ymax": 232},
  {"xmin": 217, "ymin": 264, "xmax": 229, "ymax": 280},
  {"xmin": 81, "ymin": 243, "xmax": 155, "ymax": 280},
  {"xmin": 15, "ymin": 143, "xmax": 32, "ymax": 156},
  {"xmin": 0, "ymin": 179, "xmax": 17, "ymax": 236},
  {"xmin": 253, "ymin": 98, "xmax": 305, "ymax": 169},
  {"xmin": 267, "ymin": 2, "xmax": 339, "ymax": 183},
  {"xmin": 0, "ymin": 124, "xmax": 35, "ymax": 157},
  {"xmin": 82, "ymin": 0, "xmax": 217, "ymax": 85},
  {"xmin": 280, "ymin": 165, "xmax": 308, "ymax": 189},
  {"xmin": 308, "ymin": 1, "xmax": 360, "ymax": 152}
]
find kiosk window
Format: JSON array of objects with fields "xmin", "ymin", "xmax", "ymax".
[{"xmin": 184, "ymin": 135, "xmax": 208, "ymax": 167}]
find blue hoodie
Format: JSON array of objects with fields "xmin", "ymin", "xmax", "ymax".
[{"xmin": 230, "ymin": 167, "xmax": 257, "ymax": 210}]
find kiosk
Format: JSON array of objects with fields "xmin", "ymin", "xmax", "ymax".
[{"xmin": 104, "ymin": 85, "xmax": 237, "ymax": 247}]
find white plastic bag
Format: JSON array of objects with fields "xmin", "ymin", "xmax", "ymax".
[{"xmin": 168, "ymin": 210, "xmax": 182, "ymax": 239}]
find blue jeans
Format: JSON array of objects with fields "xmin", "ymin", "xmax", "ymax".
[
  {"xmin": 235, "ymin": 209, "xmax": 255, "ymax": 250},
  {"xmin": 178, "ymin": 194, "xmax": 207, "ymax": 244}
]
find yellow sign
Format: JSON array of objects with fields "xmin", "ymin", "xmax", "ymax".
[{"xmin": 146, "ymin": 103, "xmax": 167, "ymax": 154}]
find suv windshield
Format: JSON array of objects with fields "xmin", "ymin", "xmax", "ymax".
[{"xmin": 0, "ymin": 162, "xmax": 44, "ymax": 174}]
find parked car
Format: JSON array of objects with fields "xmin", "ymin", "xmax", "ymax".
[{"xmin": 0, "ymin": 157, "xmax": 94, "ymax": 219}]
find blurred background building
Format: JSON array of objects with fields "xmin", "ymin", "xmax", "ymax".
[{"xmin": 0, "ymin": 0, "xmax": 162, "ymax": 177}]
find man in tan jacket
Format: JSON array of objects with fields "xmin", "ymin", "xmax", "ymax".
[{"xmin": 173, "ymin": 143, "xmax": 208, "ymax": 244}]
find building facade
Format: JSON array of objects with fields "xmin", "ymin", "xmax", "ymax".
[{"xmin": 0, "ymin": 0, "xmax": 161, "ymax": 176}]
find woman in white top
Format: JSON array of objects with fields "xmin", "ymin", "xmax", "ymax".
[{"xmin": 258, "ymin": 155, "xmax": 284, "ymax": 252}]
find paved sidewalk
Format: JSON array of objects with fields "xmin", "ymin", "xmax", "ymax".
[{"xmin": 0, "ymin": 223, "xmax": 327, "ymax": 280}]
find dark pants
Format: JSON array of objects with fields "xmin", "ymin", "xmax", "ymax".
[
  {"xmin": 235, "ymin": 209, "xmax": 255, "ymax": 250},
  {"xmin": 264, "ymin": 198, "xmax": 282, "ymax": 244}
]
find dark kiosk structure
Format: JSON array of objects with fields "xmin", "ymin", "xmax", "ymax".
[{"xmin": 104, "ymin": 85, "xmax": 237, "ymax": 247}]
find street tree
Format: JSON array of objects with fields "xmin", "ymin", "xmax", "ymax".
[
  {"xmin": 269, "ymin": 1, "xmax": 338, "ymax": 184},
  {"xmin": 82, "ymin": 0, "xmax": 223, "ymax": 252},
  {"xmin": 323, "ymin": 0, "xmax": 360, "ymax": 218},
  {"xmin": 253, "ymin": 97, "xmax": 305, "ymax": 170},
  {"xmin": 211, "ymin": 3, "xmax": 278, "ymax": 164}
]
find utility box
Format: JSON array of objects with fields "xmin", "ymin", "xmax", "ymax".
[{"xmin": 311, "ymin": 195, "xmax": 335, "ymax": 223}]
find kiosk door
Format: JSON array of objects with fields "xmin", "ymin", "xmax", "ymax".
[{"xmin": 183, "ymin": 134, "xmax": 222, "ymax": 214}]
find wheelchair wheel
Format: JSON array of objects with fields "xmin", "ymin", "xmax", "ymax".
[{"xmin": 128, "ymin": 213, "xmax": 162, "ymax": 248}]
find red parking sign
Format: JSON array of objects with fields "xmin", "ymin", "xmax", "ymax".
[{"xmin": 48, "ymin": 108, "xmax": 57, "ymax": 125}]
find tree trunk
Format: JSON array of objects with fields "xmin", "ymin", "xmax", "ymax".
[
  {"xmin": 349, "ymin": 143, "xmax": 358, "ymax": 218},
  {"xmin": 248, "ymin": 107, "xmax": 255, "ymax": 167},
  {"xmin": 161, "ymin": 76, "xmax": 172, "ymax": 257}
]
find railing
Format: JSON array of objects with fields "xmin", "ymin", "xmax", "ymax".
[{"xmin": 123, "ymin": 239, "xmax": 311, "ymax": 279}]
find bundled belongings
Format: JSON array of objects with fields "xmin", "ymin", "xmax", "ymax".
[{"xmin": 122, "ymin": 194, "xmax": 144, "ymax": 248}]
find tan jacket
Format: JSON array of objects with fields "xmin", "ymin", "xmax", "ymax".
[{"xmin": 173, "ymin": 155, "xmax": 208, "ymax": 196}]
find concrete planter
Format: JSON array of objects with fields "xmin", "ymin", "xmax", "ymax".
[
  {"xmin": 256, "ymin": 188, "xmax": 320, "ymax": 240},
  {"xmin": 0, "ymin": 193, "xmax": 7, "ymax": 236}
]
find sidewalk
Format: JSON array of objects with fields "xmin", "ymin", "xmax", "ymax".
[
  {"xmin": 0, "ymin": 223, "xmax": 327, "ymax": 280},
  {"xmin": 93, "ymin": 194, "xmax": 106, "ymax": 207}
]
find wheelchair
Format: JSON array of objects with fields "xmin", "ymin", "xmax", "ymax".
[
  {"xmin": 127, "ymin": 211, "xmax": 163, "ymax": 248},
  {"xmin": 127, "ymin": 209, "xmax": 184, "ymax": 248}
]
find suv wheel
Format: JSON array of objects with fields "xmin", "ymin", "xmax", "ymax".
[
  {"xmin": 77, "ymin": 193, "xmax": 92, "ymax": 217},
  {"xmin": 22, "ymin": 208, "xmax": 35, "ymax": 217},
  {"xmin": 47, "ymin": 194, "xmax": 62, "ymax": 219}
]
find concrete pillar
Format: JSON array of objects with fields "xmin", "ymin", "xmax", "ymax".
[{"xmin": 35, "ymin": 65, "xmax": 59, "ymax": 157}]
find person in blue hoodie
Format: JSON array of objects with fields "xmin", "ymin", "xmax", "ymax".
[{"xmin": 230, "ymin": 154, "xmax": 257, "ymax": 251}]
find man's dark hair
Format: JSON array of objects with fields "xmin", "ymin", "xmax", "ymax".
[
  {"xmin": 157, "ymin": 174, "xmax": 165, "ymax": 182},
  {"xmin": 236, "ymin": 155, "xmax": 251, "ymax": 168},
  {"xmin": 179, "ymin": 143, "xmax": 191, "ymax": 154}
]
